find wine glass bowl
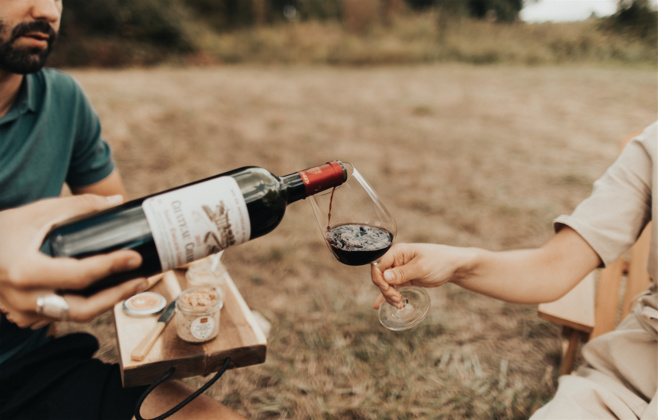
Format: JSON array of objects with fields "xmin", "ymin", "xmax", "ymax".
[
  {"xmin": 309, "ymin": 163, "xmax": 396, "ymax": 265},
  {"xmin": 308, "ymin": 162, "xmax": 430, "ymax": 331}
]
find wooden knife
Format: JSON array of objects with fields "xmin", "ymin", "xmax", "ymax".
[{"xmin": 130, "ymin": 298, "xmax": 177, "ymax": 362}]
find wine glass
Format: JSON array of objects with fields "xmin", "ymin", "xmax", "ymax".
[{"xmin": 308, "ymin": 162, "xmax": 430, "ymax": 331}]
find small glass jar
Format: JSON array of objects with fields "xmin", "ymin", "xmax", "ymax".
[{"xmin": 175, "ymin": 286, "xmax": 223, "ymax": 343}]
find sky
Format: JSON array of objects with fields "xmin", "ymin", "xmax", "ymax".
[{"xmin": 520, "ymin": 0, "xmax": 658, "ymax": 22}]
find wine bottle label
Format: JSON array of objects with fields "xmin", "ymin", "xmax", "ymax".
[{"xmin": 142, "ymin": 177, "xmax": 251, "ymax": 271}]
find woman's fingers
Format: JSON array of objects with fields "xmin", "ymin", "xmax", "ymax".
[
  {"xmin": 372, "ymin": 293, "xmax": 386, "ymax": 309},
  {"xmin": 371, "ymin": 262, "xmax": 402, "ymax": 305}
]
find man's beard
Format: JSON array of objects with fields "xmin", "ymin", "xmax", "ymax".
[{"xmin": 0, "ymin": 20, "xmax": 58, "ymax": 74}]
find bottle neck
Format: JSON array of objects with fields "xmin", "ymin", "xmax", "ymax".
[{"xmin": 282, "ymin": 161, "xmax": 347, "ymax": 204}]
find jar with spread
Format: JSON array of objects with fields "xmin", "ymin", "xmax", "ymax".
[{"xmin": 175, "ymin": 286, "xmax": 223, "ymax": 343}]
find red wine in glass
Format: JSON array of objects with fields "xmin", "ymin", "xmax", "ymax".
[{"xmin": 325, "ymin": 223, "xmax": 393, "ymax": 266}]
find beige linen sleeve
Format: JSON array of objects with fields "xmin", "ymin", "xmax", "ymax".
[{"xmin": 553, "ymin": 124, "xmax": 655, "ymax": 268}]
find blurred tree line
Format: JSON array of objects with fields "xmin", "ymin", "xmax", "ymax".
[{"xmin": 52, "ymin": 0, "xmax": 656, "ymax": 67}]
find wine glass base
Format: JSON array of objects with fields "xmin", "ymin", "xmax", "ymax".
[{"xmin": 378, "ymin": 286, "xmax": 430, "ymax": 331}]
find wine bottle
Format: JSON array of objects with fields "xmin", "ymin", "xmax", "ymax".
[{"xmin": 42, "ymin": 161, "xmax": 347, "ymax": 296}]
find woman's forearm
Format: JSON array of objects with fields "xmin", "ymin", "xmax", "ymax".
[{"xmin": 453, "ymin": 227, "xmax": 601, "ymax": 304}]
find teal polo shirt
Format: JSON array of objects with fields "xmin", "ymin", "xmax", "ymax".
[
  {"xmin": 0, "ymin": 68, "xmax": 115, "ymax": 209},
  {"xmin": 0, "ymin": 68, "xmax": 116, "ymax": 363}
]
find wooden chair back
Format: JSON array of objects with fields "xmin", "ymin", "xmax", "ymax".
[{"xmin": 591, "ymin": 225, "xmax": 651, "ymax": 339}]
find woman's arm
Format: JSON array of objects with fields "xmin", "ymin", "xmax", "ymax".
[{"xmin": 371, "ymin": 226, "xmax": 601, "ymax": 309}]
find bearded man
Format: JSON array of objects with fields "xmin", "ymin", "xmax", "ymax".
[{"xmin": 0, "ymin": 2, "xmax": 245, "ymax": 419}]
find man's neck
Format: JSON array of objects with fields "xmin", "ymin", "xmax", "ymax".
[{"xmin": 0, "ymin": 71, "xmax": 25, "ymax": 118}]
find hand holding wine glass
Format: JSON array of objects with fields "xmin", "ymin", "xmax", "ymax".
[
  {"xmin": 309, "ymin": 163, "xmax": 430, "ymax": 331},
  {"xmin": 370, "ymin": 243, "xmax": 459, "ymax": 310}
]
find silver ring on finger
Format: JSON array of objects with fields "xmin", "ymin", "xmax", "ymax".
[{"xmin": 36, "ymin": 294, "xmax": 70, "ymax": 321}]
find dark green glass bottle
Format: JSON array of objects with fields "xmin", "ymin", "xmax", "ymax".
[{"xmin": 42, "ymin": 161, "xmax": 347, "ymax": 295}]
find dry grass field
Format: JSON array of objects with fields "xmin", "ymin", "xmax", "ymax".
[{"xmin": 58, "ymin": 63, "xmax": 656, "ymax": 419}]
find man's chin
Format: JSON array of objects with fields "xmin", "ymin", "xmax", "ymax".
[{"xmin": 0, "ymin": 50, "xmax": 51, "ymax": 74}]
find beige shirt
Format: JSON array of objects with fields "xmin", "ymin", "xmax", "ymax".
[{"xmin": 555, "ymin": 121, "xmax": 657, "ymax": 336}]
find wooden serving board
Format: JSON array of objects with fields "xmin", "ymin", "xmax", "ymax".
[{"xmin": 114, "ymin": 270, "xmax": 267, "ymax": 388}]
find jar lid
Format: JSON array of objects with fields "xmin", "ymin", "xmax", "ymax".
[{"xmin": 123, "ymin": 292, "xmax": 167, "ymax": 317}]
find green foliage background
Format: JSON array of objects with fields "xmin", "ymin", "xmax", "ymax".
[{"xmin": 50, "ymin": 0, "xmax": 657, "ymax": 67}]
